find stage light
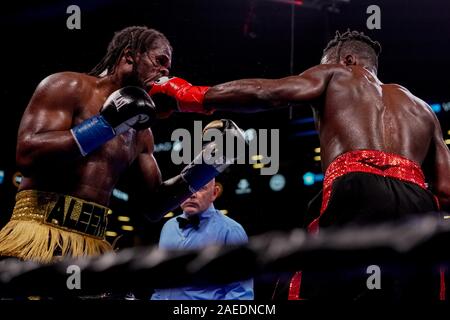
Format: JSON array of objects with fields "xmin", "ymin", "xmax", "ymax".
[
  {"xmin": 314, "ymin": 147, "xmax": 320, "ymax": 153},
  {"xmin": 106, "ymin": 231, "xmax": 118, "ymax": 237},
  {"xmin": 0, "ymin": 170, "xmax": 4, "ymax": 184},
  {"xmin": 251, "ymin": 154, "xmax": 264, "ymax": 161},
  {"xmin": 164, "ymin": 212, "xmax": 174, "ymax": 218},
  {"xmin": 244, "ymin": 128, "xmax": 257, "ymax": 142},
  {"xmin": 117, "ymin": 216, "xmax": 130, "ymax": 222},
  {"xmin": 112, "ymin": 189, "xmax": 129, "ymax": 202},
  {"xmin": 154, "ymin": 142, "xmax": 173, "ymax": 153},
  {"xmin": 303, "ymin": 172, "xmax": 323, "ymax": 186},
  {"xmin": 430, "ymin": 103, "xmax": 442, "ymax": 113},
  {"xmin": 294, "ymin": 130, "xmax": 318, "ymax": 137},
  {"xmin": 12, "ymin": 172, "xmax": 22, "ymax": 187},
  {"xmin": 291, "ymin": 117, "xmax": 314, "ymax": 124},
  {"xmin": 303, "ymin": 172, "xmax": 315, "ymax": 186},
  {"xmin": 220, "ymin": 209, "xmax": 229, "ymax": 215},
  {"xmin": 253, "ymin": 163, "xmax": 265, "ymax": 169},
  {"xmin": 121, "ymin": 225, "xmax": 134, "ymax": 231},
  {"xmin": 442, "ymin": 102, "xmax": 450, "ymax": 112},
  {"xmin": 172, "ymin": 140, "xmax": 182, "ymax": 152},
  {"xmin": 270, "ymin": 174, "xmax": 286, "ymax": 191},
  {"xmin": 314, "ymin": 156, "xmax": 321, "ymax": 161},
  {"xmin": 445, "ymin": 139, "xmax": 450, "ymax": 145},
  {"xmin": 236, "ymin": 179, "xmax": 252, "ymax": 195}
]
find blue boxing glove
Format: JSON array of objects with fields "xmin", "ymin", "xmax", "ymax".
[
  {"xmin": 180, "ymin": 119, "xmax": 246, "ymax": 192},
  {"xmin": 71, "ymin": 86, "xmax": 156, "ymax": 156}
]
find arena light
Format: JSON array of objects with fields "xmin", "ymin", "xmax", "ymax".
[
  {"xmin": 270, "ymin": 174, "xmax": 286, "ymax": 191},
  {"xmin": 164, "ymin": 212, "xmax": 174, "ymax": 218},
  {"xmin": 220, "ymin": 209, "xmax": 229, "ymax": 215},
  {"xmin": 442, "ymin": 102, "xmax": 450, "ymax": 112},
  {"xmin": 268, "ymin": 0, "xmax": 350, "ymax": 12},
  {"xmin": 235, "ymin": 179, "xmax": 252, "ymax": 195},
  {"xmin": 303, "ymin": 172, "xmax": 324, "ymax": 186},
  {"xmin": 291, "ymin": 117, "xmax": 314, "ymax": 125},
  {"xmin": 154, "ymin": 142, "xmax": 173, "ymax": 153},
  {"xmin": 12, "ymin": 172, "xmax": 22, "ymax": 188},
  {"xmin": 251, "ymin": 154, "xmax": 264, "ymax": 161},
  {"xmin": 172, "ymin": 140, "xmax": 182, "ymax": 152},
  {"xmin": 294, "ymin": 130, "xmax": 318, "ymax": 137},
  {"xmin": 445, "ymin": 139, "xmax": 450, "ymax": 145},
  {"xmin": 314, "ymin": 147, "xmax": 320, "ymax": 153},
  {"xmin": 315, "ymin": 173, "xmax": 324, "ymax": 182},
  {"xmin": 117, "ymin": 216, "xmax": 130, "ymax": 222},
  {"xmin": 303, "ymin": 172, "xmax": 315, "ymax": 186},
  {"xmin": 430, "ymin": 103, "xmax": 442, "ymax": 113},
  {"xmin": 121, "ymin": 225, "xmax": 134, "ymax": 231},
  {"xmin": 253, "ymin": 163, "xmax": 265, "ymax": 169},
  {"xmin": 244, "ymin": 128, "xmax": 257, "ymax": 142},
  {"xmin": 112, "ymin": 189, "xmax": 129, "ymax": 202},
  {"xmin": 314, "ymin": 155, "xmax": 321, "ymax": 161},
  {"xmin": 106, "ymin": 231, "xmax": 118, "ymax": 237},
  {"xmin": 0, "ymin": 170, "xmax": 4, "ymax": 184}
]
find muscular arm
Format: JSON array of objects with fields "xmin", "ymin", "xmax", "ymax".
[
  {"xmin": 204, "ymin": 64, "xmax": 335, "ymax": 112},
  {"xmin": 137, "ymin": 131, "xmax": 193, "ymax": 221},
  {"xmin": 16, "ymin": 73, "xmax": 82, "ymax": 175},
  {"xmin": 429, "ymin": 113, "xmax": 450, "ymax": 210}
]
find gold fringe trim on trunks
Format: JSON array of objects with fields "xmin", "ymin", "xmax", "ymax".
[{"xmin": 0, "ymin": 190, "xmax": 113, "ymax": 263}]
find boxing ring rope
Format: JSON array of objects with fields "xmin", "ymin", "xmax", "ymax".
[{"xmin": 1, "ymin": 213, "xmax": 449, "ymax": 297}]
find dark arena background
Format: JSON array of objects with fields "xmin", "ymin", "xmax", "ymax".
[{"xmin": 0, "ymin": 0, "xmax": 450, "ymax": 306}]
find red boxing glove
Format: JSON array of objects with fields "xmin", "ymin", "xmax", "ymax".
[{"xmin": 149, "ymin": 77, "xmax": 213, "ymax": 114}]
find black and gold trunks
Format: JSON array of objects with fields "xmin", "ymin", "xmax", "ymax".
[{"xmin": 0, "ymin": 190, "xmax": 113, "ymax": 263}]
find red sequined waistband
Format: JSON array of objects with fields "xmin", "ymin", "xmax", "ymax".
[{"xmin": 321, "ymin": 150, "xmax": 426, "ymax": 215}]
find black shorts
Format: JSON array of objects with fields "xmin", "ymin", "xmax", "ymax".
[
  {"xmin": 300, "ymin": 172, "xmax": 441, "ymax": 300},
  {"xmin": 318, "ymin": 172, "xmax": 438, "ymax": 228}
]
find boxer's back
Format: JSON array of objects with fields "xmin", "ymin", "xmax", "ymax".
[{"xmin": 317, "ymin": 65, "xmax": 436, "ymax": 170}]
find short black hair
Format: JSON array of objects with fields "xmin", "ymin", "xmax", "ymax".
[
  {"xmin": 89, "ymin": 26, "xmax": 171, "ymax": 76},
  {"xmin": 322, "ymin": 30, "xmax": 381, "ymax": 68}
]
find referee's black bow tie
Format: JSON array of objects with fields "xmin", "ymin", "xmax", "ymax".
[{"xmin": 176, "ymin": 215, "xmax": 200, "ymax": 229}]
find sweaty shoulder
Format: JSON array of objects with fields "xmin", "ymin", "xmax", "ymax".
[
  {"xmin": 305, "ymin": 63, "xmax": 351, "ymax": 76},
  {"xmin": 37, "ymin": 72, "xmax": 94, "ymax": 94},
  {"xmin": 32, "ymin": 72, "xmax": 97, "ymax": 107},
  {"xmin": 383, "ymin": 83, "xmax": 435, "ymax": 116}
]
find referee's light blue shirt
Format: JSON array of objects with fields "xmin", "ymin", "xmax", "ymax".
[{"xmin": 151, "ymin": 205, "xmax": 254, "ymax": 300}]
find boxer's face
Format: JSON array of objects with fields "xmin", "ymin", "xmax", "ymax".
[
  {"xmin": 181, "ymin": 180, "xmax": 219, "ymax": 216},
  {"xmin": 131, "ymin": 38, "xmax": 172, "ymax": 90}
]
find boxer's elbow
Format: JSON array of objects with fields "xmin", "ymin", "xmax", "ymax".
[
  {"xmin": 16, "ymin": 140, "xmax": 36, "ymax": 175},
  {"xmin": 435, "ymin": 182, "xmax": 450, "ymax": 211}
]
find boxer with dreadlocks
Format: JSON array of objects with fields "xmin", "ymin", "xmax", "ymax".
[
  {"xmin": 0, "ymin": 26, "xmax": 242, "ymax": 263},
  {"xmin": 150, "ymin": 29, "xmax": 450, "ymax": 299}
]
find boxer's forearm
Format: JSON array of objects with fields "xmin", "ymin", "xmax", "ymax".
[
  {"xmin": 204, "ymin": 79, "xmax": 283, "ymax": 112},
  {"xmin": 144, "ymin": 175, "xmax": 192, "ymax": 221}
]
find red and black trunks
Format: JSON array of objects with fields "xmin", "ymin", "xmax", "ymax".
[{"xmin": 308, "ymin": 150, "xmax": 438, "ymax": 233}]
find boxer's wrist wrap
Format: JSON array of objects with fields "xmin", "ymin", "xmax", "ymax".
[{"xmin": 71, "ymin": 115, "xmax": 116, "ymax": 156}]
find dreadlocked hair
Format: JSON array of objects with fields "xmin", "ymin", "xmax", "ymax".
[
  {"xmin": 89, "ymin": 26, "xmax": 170, "ymax": 76},
  {"xmin": 322, "ymin": 29, "xmax": 381, "ymax": 67}
]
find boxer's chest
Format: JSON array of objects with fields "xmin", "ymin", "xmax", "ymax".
[{"xmin": 75, "ymin": 96, "xmax": 141, "ymax": 165}]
